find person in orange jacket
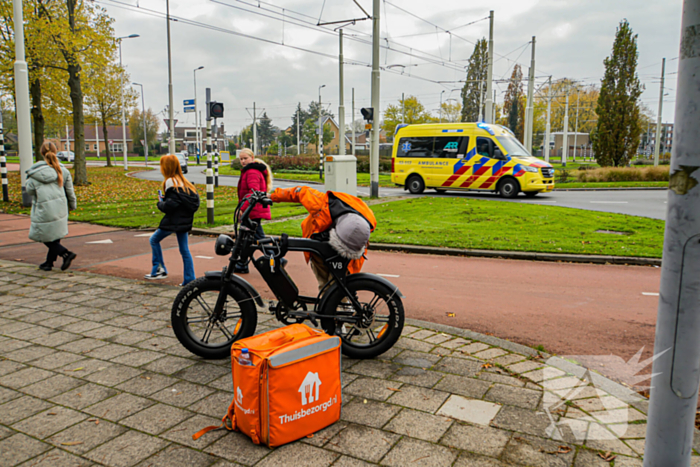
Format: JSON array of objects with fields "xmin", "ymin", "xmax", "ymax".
[{"xmin": 269, "ymin": 186, "xmax": 377, "ymax": 289}]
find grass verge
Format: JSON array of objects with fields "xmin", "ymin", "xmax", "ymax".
[
  {"xmin": 264, "ymin": 197, "xmax": 664, "ymax": 258},
  {"xmin": 216, "ymin": 166, "xmax": 395, "ymax": 187},
  {"xmin": 0, "ymin": 167, "xmax": 307, "ymax": 229}
]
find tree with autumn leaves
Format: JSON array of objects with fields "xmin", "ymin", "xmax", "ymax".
[
  {"xmin": 591, "ymin": 20, "xmax": 643, "ymax": 167},
  {"xmin": 382, "ymin": 95, "xmax": 437, "ymax": 136},
  {"xmin": 0, "ymin": 1, "xmax": 121, "ymax": 184},
  {"xmin": 499, "ymin": 65, "xmax": 525, "ymax": 141}
]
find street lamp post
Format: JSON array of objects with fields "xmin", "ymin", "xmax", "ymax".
[
  {"xmin": 132, "ymin": 83, "xmax": 148, "ymax": 167},
  {"xmin": 318, "ymin": 84, "xmax": 326, "ymax": 180},
  {"xmin": 13, "ymin": 0, "xmax": 32, "ymax": 205},
  {"xmin": 166, "ymin": 0, "xmax": 175, "ymax": 154},
  {"xmin": 193, "ymin": 66, "xmax": 204, "ymax": 164},
  {"xmin": 117, "ymin": 34, "xmax": 139, "ymax": 171}
]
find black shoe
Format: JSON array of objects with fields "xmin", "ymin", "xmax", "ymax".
[
  {"xmin": 61, "ymin": 252, "xmax": 77, "ymax": 271},
  {"xmin": 39, "ymin": 262, "xmax": 52, "ymax": 271}
]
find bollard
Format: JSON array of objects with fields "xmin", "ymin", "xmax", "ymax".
[
  {"xmin": 0, "ymin": 113, "xmax": 7, "ymax": 202},
  {"xmin": 214, "ymin": 152, "xmax": 219, "ymax": 188}
]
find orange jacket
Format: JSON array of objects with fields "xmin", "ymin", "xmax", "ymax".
[{"xmin": 270, "ymin": 186, "xmax": 377, "ymax": 274}]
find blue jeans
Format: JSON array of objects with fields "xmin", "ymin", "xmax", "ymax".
[{"xmin": 150, "ymin": 229, "xmax": 196, "ymax": 284}]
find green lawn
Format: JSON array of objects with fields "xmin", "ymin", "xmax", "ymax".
[
  {"xmin": 216, "ymin": 166, "xmax": 395, "ymax": 187},
  {"xmin": 264, "ymin": 197, "xmax": 664, "ymax": 258}
]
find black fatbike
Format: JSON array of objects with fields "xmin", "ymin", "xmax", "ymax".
[{"xmin": 171, "ymin": 190, "xmax": 405, "ymax": 360}]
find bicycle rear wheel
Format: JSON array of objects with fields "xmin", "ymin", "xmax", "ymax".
[
  {"xmin": 171, "ymin": 277, "xmax": 258, "ymax": 359},
  {"xmin": 320, "ymin": 279, "xmax": 404, "ymax": 359}
]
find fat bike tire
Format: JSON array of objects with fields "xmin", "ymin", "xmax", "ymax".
[
  {"xmin": 171, "ymin": 277, "xmax": 258, "ymax": 359},
  {"xmin": 320, "ymin": 279, "xmax": 404, "ymax": 359}
]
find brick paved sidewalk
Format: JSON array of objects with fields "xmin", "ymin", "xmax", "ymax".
[{"xmin": 0, "ymin": 260, "xmax": 690, "ymax": 466}]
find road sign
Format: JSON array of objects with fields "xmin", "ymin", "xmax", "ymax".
[
  {"xmin": 163, "ymin": 119, "xmax": 178, "ymax": 129},
  {"xmin": 140, "ymin": 140, "xmax": 145, "ymax": 145},
  {"xmin": 184, "ymin": 106, "xmax": 195, "ymax": 113},
  {"xmin": 183, "ymin": 99, "xmax": 194, "ymax": 106},
  {"xmin": 109, "ymin": 140, "xmax": 113, "ymax": 144}
]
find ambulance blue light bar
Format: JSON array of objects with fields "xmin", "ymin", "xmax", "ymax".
[{"xmin": 476, "ymin": 123, "xmax": 496, "ymax": 135}]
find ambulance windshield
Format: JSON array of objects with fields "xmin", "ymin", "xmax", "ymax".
[{"xmin": 497, "ymin": 136, "xmax": 532, "ymax": 158}]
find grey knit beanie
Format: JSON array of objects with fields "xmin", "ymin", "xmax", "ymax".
[{"xmin": 328, "ymin": 213, "xmax": 371, "ymax": 259}]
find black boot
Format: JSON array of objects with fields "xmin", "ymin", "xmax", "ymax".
[
  {"xmin": 61, "ymin": 252, "xmax": 77, "ymax": 271},
  {"xmin": 39, "ymin": 262, "xmax": 52, "ymax": 271}
]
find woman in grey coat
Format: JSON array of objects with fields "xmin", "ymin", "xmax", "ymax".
[{"xmin": 26, "ymin": 141, "xmax": 78, "ymax": 271}]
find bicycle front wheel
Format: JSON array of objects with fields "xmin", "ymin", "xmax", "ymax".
[
  {"xmin": 320, "ymin": 278, "xmax": 404, "ymax": 359},
  {"xmin": 171, "ymin": 277, "xmax": 258, "ymax": 359}
]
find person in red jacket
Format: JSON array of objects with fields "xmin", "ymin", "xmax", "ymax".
[{"xmin": 235, "ymin": 148, "xmax": 273, "ymax": 273}]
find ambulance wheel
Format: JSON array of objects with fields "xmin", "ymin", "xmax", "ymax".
[
  {"xmin": 406, "ymin": 175, "xmax": 425, "ymax": 194},
  {"xmin": 498, "ymin": 177, "xmax": 520, "ymax": 199},
  {"xmin": 320, "ymin": 279, "xmax": 404, "ymax": 359},
  {"xmin": 524, "ymin": 191, "xmax": 539, "ymax": 198},
  {"xmin": 171, "ymin": 277, "xmax": 258, "ymax": 359}
]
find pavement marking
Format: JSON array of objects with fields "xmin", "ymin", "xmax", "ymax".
[
  {"xmin": 377, "ymin": 273, "xmax": 400, "ymax": 278},
  {"xmin": 521, "ymin": 200, "xmax": 557, "ymax": 203},
  {"xmin": 86, "ymin": 239, "xmax": 113, "ymax": 244},
  {"xmin": 590, "ymin": 201, "xmax": 629, "ymax": 204},
  {"xmin": 134, "ymin": 233, "xmax": 153, "ymax": 237},
  {"xmin": 642, "ymin": 292, "xmax": 659, "ymax": 296},
  {"xmin": 195, "ymin": 256, "xmax": 214, "ymax": 259}
]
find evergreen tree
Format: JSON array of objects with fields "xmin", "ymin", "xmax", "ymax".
[
  {"xmin": 591, "ymin": 19, "xmax": 643, "ymax": 167},
  {"xmin": 460, "ymin": 38, "xmax": 487, "ymax": 122},
  {"xmin": 257, "ymin": 112, "xmax": 276, "ymax": 149},
  {"xmin": 501, "ymin": 65, "xmax": 525, "ymax": 141}
]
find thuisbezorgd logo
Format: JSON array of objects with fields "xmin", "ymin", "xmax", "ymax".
[
  {"xmin": 278, "ymin": 371, "xmax": 338, "ymax": 425},
  {"xmin": 235, "ymin": 386, "xmax": 255, "ymax": 415}
]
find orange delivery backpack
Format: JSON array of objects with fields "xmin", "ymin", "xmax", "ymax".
[{"xmin": 194, "ymin": 324, "xmax": 342, "ymax": 448}]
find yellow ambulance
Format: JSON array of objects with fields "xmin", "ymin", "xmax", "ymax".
[{"xmin": 391, "ymin": 122, "xmax": 554, "ymax": 198}]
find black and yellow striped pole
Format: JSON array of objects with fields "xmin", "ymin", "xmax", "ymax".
[
  {"xmin": 0, "ymin": 111, "xmax": 7, "ymax": 202},
  {"xmin": 205, "ymin": 88, "xmax": 214, "ymax": 224}
]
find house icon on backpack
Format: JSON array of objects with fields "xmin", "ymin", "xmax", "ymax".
[
  {"xmin": 299, "ymin": 372, "xmax": 322, "ymax": 406},
  {"xmin": 236, "ymin": 387, "xmax": 243, "ymax": 404}
]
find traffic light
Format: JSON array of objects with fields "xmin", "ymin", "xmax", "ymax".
[
  {"xmin": 361, "ymin": 107, "xmax": 374, "ymax": 122},
  {"xmin": 209, "ymin": 102, "xmax": 224, "ymax": 119}
]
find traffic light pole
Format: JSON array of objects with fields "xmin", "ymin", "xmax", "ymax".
[
  {"xmin": 205, "ymin": 88, "xmax": 214, "ymax": 225},
  {"xmin": 644, "ymin": 2, "xmax": 700, "ymax": 464},
  {"xmin": 369, "ymin": 0, "xmax": 381, "ymax": 198}
]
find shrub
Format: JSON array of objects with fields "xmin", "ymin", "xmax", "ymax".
[
  {"xmin": 230, "ymin": 154, "xmax": 391, "ymax": 173},
  {"xmin": 577, "ymin": 166, "xmax": 669, "ymax": 182}
]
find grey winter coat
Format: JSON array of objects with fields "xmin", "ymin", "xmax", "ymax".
[{"xmin": 26, "ymin": 162, "xmax": 77, "ymax": 243}]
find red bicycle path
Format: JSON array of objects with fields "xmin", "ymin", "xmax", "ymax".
[{"xmin": 0, "ymin": 213, "xmax": 660, "ymax": 388}]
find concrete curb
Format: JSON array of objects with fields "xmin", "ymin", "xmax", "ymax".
[
  {"xmin": 404, "ymin": 317, "xmax": 650, "ymax": 414},
  {"xmin": 185, "ymin": 230, "xmax": 662, "ymax": 267}
]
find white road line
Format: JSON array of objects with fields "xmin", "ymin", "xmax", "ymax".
[
  {"xmin": 377, "ymin": 273, "xmax": 400, "ymax": 278},
  {"xmin": 195, "ymin": 256, "xmax": 214, "ymax": 260},
  {"xmin": 590, "ymin": 201, "xmax": 629, "ymax": 204},
  {"xmin": 86, "ymin": 239, "xmax": 113, "ymax": 244},
  {"xmin": 134, "ymin": 233, "xmax": 153, "ymax": 237},
  {"xmin": 522, "ymin": 200, "xmax": 557, "ymax": 203},
  {"xmin": 642, "ymin": 292, "xmax": 659, "ymax": 296}
]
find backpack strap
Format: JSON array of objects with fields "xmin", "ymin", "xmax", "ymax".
[{"xmin": 192, "ymin": 398, "xmax": 238, "ymax": 440}]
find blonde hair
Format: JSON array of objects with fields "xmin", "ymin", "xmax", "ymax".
[
  {"xmin": 160, "ymin": 154, "xmax": 197, "ymax": 194},
  {"xmin": 40, "ymin": 141, "xmax": 63, "ymax": 187},
  {"xmin": 239, "ymin": 149, "xmax": 273, "ymax": 192}
]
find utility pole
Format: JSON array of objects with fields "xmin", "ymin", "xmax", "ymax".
[
  {"xmin": 352, "ymin": 89, "xmax": 356, "ymax": 156},
  {"xmin": 562, "ymin": 87, "xmax": 569, "ymax": 166},
  {"xmin": 478, "ymin": 81, "xmax": 484, "ymax": 122},
  {"xmin": 166, "ymin": 0, "xmax": 175, "ymax": 154},
  {"xmin": 401, "ymin": 92, "xmax": 405, "ymax": 124},
  {"xmin": 132, "ymin": 83, "xmax": 148, "ymax": 166},
  {"xmin": 1, "ymin": 111, "xmax": 8, "ymax": 202},
  {"xmin": 194, "ymin": 66, "xmax": 204, "ymax": 164},
  {"xmin": 440, "ymin": 90, "xmax": 445, "ymax": 123},
  {"xmin": 339, "ymin": 29, "xmax": 346, "ymax": 156},
  {"xmin": 484, "ymin": 10, "xmax": 494, "ymax": 123},
  {"xmin": 95, "ymin": 120, "xmax": 100, "ymax": 159},
  {"xmin": 205, "ymin": 88, "xmax": 214, "ymax": 224},
  {"xmin": 524, "ymin": 37, "xmax": 536, "ymax": 151},
  {"xmin": 654, "ymin": 57, "xmax": 666, "ymax": 167},
  {"xmin": 573, "ymin": 90, "xmax": 580, "ymax": 162},
  {"xmin": 369, "ymin": 0, "xmax": 381, "ymax": 198},
  {"xmin": 297, "ymin": 102, "xmax": 301, "ymax": 155},
  {"xmin": 544, "ymin": 76, "xmax": 552, "ymax": 163},
  {"xmin": 14, "ymin": 0, "xmax": 33, "ymax": 205},
  {"xmin": 253, "ymin": 102, "xmax": 257, "ymax": 155},
  {"xmin": 644, "ymin": 2, "xmax": 700, "ymax": 464}
]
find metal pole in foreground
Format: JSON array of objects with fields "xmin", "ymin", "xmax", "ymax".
[
  {"xmin": 544, "ymin": 76, "xmax": 552, "ymax": 163},
  {"xmin": 0, "ymin": 111, "xmax": 8, "ymax": 202},
  {"xmin": 562, "ymin": 88, "xmax": 569, "ymax": 166},
  {"xmin": 166, "ymin": 0, "xmax": 175, "ymax": 154},
  {"xmin": 133, "ymin": 83, "xmax": 148, "ymax": 167},
  {"xmin": 369, "ymin": 0, "xmax": 381, "ymax": 198},
  {"xmin": 484, "ymin": 10, "xmax": 494, "ymax": 123},
  {"xmin": 644, "ymin": 2, "xmax": 700, "ymax": 463},
  {"xmin": 194, "ymin": 66, "xmax": 204, "ymax": 164},
  {"xmin": 205, "ymin": 88, "xmax": 214, "ymax": 225},
  {"xmin": 13, "ymin": 0, "xmax": 33, "ymax": 206},
  {"xmin": 352, "ymin": 89, "xmax": 356, "ymax": 157},
  {"xmin": 524, "ymin": 37, "xmax": 536, "ymax": 151},
  {"xmin": 654, "ymin": 58, "xmax": 666, "ymax": 167},
  {"xmin": 297, "ymin": 102, "xmax": 301, "ymax": 155}
]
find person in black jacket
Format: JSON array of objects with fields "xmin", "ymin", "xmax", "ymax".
[{"xmin": 146, "ymin": 154, "xmax": 200, "ymax": 284}]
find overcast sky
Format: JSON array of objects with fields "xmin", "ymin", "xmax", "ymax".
[{"xmin": 100, "ymin": 0, "xmax": 682, "ymax": 135}]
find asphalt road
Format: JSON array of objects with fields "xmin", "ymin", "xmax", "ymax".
[{"xmin": 133, "ymin": 167, "xmax": 669, "ymax": 220}]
